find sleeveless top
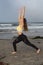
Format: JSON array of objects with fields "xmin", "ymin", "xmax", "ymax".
[{"xmin": 16, "ymin": 25, "xmax": 23, "ymax": 33}]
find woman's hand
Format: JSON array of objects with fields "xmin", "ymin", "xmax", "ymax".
[{"xmin": 18, "ymin": 6, "xmax": 26, "ymax": 19}]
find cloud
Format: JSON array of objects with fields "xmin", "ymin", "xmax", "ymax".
[{"xmin": 0, "ymin": 0, "xmax": 43, "ymax": 23}]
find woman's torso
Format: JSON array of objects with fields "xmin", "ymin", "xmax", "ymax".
[{"xmin": 16, "ymin": 25, "xmax": 24, "ymax": 35}]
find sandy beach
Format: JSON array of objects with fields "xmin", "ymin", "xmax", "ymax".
[{"xmin": 0, "ymin": 37, "xmax": 43, "ymax": 65}]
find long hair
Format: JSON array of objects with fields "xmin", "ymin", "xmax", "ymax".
[{"xmin": 23, "ymin": 18, "xmax": 28, "ymax": 31}]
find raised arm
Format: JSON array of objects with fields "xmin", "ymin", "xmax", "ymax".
[
  {"xmin": 18, "ymin": 6, "xmax": 25, "ymax": 19},
  {"xmin": 21, "ymin": 6, "xmax": 25, "ymax": 18}
]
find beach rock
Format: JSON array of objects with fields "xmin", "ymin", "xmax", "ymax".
[
  {"xmin": 0, "ymin": 62, "xmax": 9, "ymax": 65},
  {"xmin": 31, "ymin": 36, "xmax": 43, "ymax": 39}
]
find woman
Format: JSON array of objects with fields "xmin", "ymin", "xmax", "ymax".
[{"xmin": 12, "ymin": 7, "xmax": 40, "ymax": 54}]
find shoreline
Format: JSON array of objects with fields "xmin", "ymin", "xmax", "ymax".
[{"xmin": 0, "ymin": 36, "xmax": 43, "ymax": 40}]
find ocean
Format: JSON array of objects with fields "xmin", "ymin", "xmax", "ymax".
[{"xmin": 0, "ymin": 22, "xmax": 43, "ymax": 39}]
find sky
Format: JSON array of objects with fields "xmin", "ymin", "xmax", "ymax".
[{"xmin": 0, "ymin": 0, "xmax": 43, "ymax": 23}]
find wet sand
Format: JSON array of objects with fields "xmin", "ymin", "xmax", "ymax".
[{"xmin": 0, "ymin": 37, "xmax": 43, "ymax": 65}]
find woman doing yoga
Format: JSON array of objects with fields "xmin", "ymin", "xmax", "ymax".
[{"xmin": 12, "ymin": 6, "xmax": 40, "ymax": 54}]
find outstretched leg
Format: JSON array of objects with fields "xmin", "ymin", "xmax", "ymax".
[{"xmin": 22, "ymin": 34, "xmax": 40, "ymax": 52}]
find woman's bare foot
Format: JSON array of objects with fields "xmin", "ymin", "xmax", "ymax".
[
  {"xmin": 36, "ymin": 49, "xmax": 40, "ymax": 54},
  {"xmin": 11, "ymin": 51, "xmax": 16, "ymax": 55}
]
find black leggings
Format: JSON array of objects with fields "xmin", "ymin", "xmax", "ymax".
[{"xmin": 13, "ymin": 33, "xmax": 38, "ymax": 52}]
